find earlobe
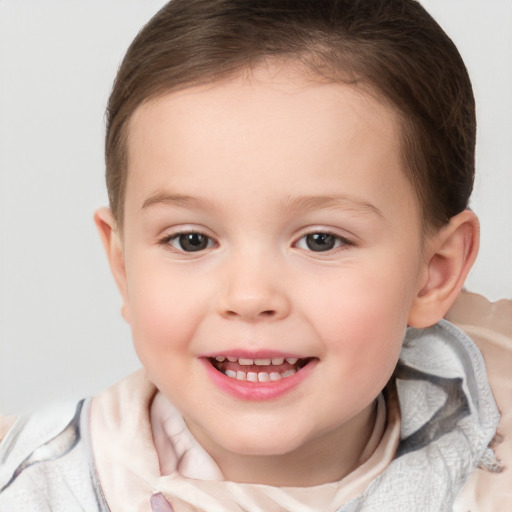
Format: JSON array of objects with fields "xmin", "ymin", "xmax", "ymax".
[
  {"xmin": 94, "ymin": 207, "xmax": 131, "ymax": 323},
  {"xmin": 408, "ymin": 210, "xmax": 479, "ymax": 328}
]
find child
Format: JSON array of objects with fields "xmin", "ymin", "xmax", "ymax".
[{"xmin": 1, "ymin": 0, "xmax": 510, "ymax": 510}]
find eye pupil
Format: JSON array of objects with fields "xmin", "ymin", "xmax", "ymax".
[
  {"xmin": 179, "ymin": 233, "xmax": 208, "ymax": 252},
  {"xmin": 305, "ymin": 233, "xmax": 336, "ymax": 252}
]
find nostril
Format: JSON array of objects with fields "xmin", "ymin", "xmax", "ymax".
[{"xmin": 223, "ymin": 309, "xmax": 277, "ymax": 319}]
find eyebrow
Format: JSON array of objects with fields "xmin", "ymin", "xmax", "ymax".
[
  {"xmin": 281, "ymin": 194, "xmax": 384, "ymax": 218},
  {"xmin": 141, "ymin": 191, "xmax": 383, "ymax": 218},
  {"xmin": 142, "ymin": 193, "xmax": 213, "ymax": 211}
]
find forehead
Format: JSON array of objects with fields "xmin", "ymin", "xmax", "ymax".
[
  {"xmin": 124, "ymin": 64, "xmax": 417, "ymax": 225},
  {"xmin": 127, "ymin": 62, "xmax": 400, "ymax": 148}
]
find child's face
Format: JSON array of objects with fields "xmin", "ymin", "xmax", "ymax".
[{"xmin": 117, "ymin": 65, "xmax": 429, "ymax": 476}]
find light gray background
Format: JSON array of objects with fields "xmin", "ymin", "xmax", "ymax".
[{"xmin": 1, "ymin": 0, "xmax": 511, "ymax": 415}]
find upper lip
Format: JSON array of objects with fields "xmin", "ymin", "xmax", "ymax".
[{"xmin": 200, "ymin": 350, "xmax": 309, "ymax": 360}]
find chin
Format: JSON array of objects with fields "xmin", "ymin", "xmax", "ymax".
[{"xmin": 214, "ymin": 426, "xmax": 311, "ymax": 457}]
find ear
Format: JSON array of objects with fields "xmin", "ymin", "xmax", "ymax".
[
  {"xmin": 94, "ymin": 207, "xmax": 131, "ymax": 324},
  {"xmin": 408, "ymin": 210, "xmax": 479, "ymax": 328}
]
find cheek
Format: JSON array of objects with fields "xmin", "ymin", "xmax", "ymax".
[
  {"xmin": 325, "ymin": 294, "xmax": 406, "ymax": 365},
  {"xmin": 309, "ymin": 268, "xmax": 414, "ymax": 336},
  {"xmin": 125, "ymin": 263, "xmax": 202, "ymax": 358},
  {"xmin": 306, "ymin": 264, "xmax": 416, "ymax": 380}
]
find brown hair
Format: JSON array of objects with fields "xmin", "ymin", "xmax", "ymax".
[{"xmin": 105, "ymin": 0, "xmax": 475, "ymax": 231}]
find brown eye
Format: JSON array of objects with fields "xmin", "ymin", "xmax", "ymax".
[
  {"xmin": 305, "ymin": 233, "xmax": 337, "ymax": 251},
  {"xmin": 170, "ymin": 232, "xmax": 212, "ymax": 252},
  {"xmin": 295, "ymin": 232, "xmax": 349, "ymax": 253}
]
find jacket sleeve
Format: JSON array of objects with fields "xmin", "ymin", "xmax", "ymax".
[
  {"xmin": 0, "ymin": 400, "xmax": 107, "ymax": 512},
  {"xmin": 446, "ymin": 291, "xmax": 512, "ymax": 511}
]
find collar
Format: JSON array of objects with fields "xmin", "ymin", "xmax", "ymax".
[{"xmin": 342, "ymin": 320, "xmax": 500, "ymax": 511}]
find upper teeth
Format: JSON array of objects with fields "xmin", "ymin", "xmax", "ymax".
[{"xmin": 214, "ymin": 356, "xmax": 298, "ymax": 365}]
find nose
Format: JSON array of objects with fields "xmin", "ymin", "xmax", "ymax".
[{"xmin": 217, "ymin": 253, "xmax": 291, "ymax": 321}]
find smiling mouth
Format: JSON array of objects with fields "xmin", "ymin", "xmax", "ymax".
[{"xmin": 209, "ymin": 356, "xmax": 313, "ymax": 382}]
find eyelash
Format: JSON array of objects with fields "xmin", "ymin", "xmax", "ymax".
[
  {"xmin": 160, "ymin": 231, "xmax": 216, "ymax": 253},
  {"xmin": 294, "ymin": 231, "xmax": 354, "ymax": 253},
  {"xmin": 159, "ymin": 229, "xmax": 354, "ymax": 254}
]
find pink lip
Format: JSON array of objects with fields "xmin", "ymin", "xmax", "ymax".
[{"xmin": 200, "ymin": 357, "xmax": 317, "ymax": 401}]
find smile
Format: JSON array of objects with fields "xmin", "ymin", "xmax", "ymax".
[
  {"xmin": 209, "ymin": 356, "xmax": 312, "ymax": 382},
  {"xmin": 202, "ymin": 354, "xmax": 318, "ymax": 401}
]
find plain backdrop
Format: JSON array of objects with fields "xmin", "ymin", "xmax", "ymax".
[{"xmin": 0, "ymin": 0, "xmax": 511, "ymax": 415}]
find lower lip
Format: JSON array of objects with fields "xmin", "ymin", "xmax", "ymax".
[{"xmin": 201, "ymin": 358, "xmax": 317, "ymax": 401}]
